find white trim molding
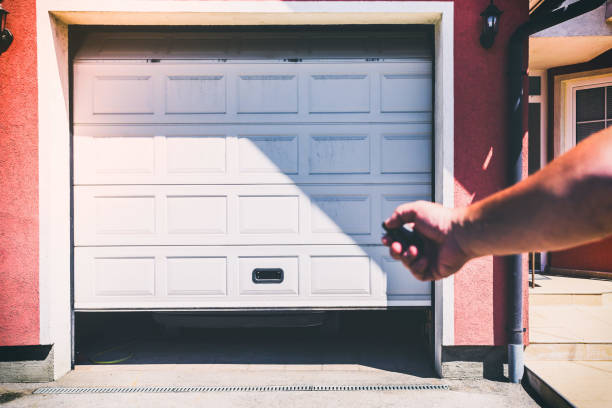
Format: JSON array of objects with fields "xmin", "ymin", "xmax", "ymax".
[{"xmin": 36, "ymin": 1, "xmax": 454, "ymax": 379}]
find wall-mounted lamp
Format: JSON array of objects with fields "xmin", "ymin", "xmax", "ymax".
[
  {"xmin": 0, "ymin": 0, "xmax": 14, "ymax": 56},
  {"xmin": 480, "ymin": 0, "xmax": 503, "ymax": 49}
]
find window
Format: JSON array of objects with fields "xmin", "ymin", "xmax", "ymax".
[{"xmin": 574, "ymin": 83, "xmax": 612, "ymax": 144}]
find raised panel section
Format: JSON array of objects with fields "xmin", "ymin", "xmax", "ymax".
[
  {"xmin": 93, "ymin": 135, "xmax": 155, "ymax": 175},
  {"xmin": 309, "ymin": 74, "xmax": 370, "ymax": 113},
  {"xmin": 309, "ymin": 135, "xmax": 370, "ymax": 174},
  {"xmin": 381, "ymin": 194, "xmax": 430, "ymax": 236},
  {"xmin": 382, "ymin": 256, "xmax": 430, "ymax": 296},
  {"xmin": 238, "ymin": 257, "xmax": 298, "ymax": 295},
  {"xmin": 167, "ymin": 196, "xmax": 227, "ymax": 234},
  {"xmin": 311, "ymin": 195, "xmax": 370, "ymax": 235},
  {"xmin": 76, "ymin": 185, "xmax": 430, "ymax": 246},
  {"xmin": 166, "ymin": 257, "xmax": 227, "ymax": 295},
  {"xmin": 74, "ymin": 246, "xmax": 431, "ymax": 309},
  {"xmin": 166, "ymin": 75, "xmax": 226, "ymax": 114},
  {"xmin": 239, "ymin": 196, "xmax": 299, "ymax": 234},
  {"xmin": 93, "ymin": 75, "xmax": 154, "ymax": 114},
  {"xmin": 311, "ymin": 256, "xmax": 371, "ymax": 295},
  {"xmin": 94, "ymin": 257, "xmax": 155, "ymax": 296},
  {"xmin": 95, "ymin": 196, "xmax": 156, "ymax": 235},
  {"xmin": 381, "ymin": 74, "xmax": 432, "ymax": 113},
  {"xmin": 238, "ymin": 135, "xmax": 298, "ymax": 174},
  {"xmin": 238, "ymin": 74, "xmax": 298, "ymax": 113},
  {"xmin": 381, "ymin": 135, "xmax": 431, "ymax": 174},
  {"xmin": 166, "ymin": 136, "xmax": 226, "ymax": 174}
]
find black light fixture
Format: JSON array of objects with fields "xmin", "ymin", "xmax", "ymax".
[
  {"xmin": 480, "ymin": 0, "xmax": 503, "ymax": 49},
  {"xmin": 0, "ymin": 0, "xmax": 13, "ymax": 56}
]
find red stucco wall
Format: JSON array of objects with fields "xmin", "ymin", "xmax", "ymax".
[
  {"xmin": 551, "ymin": 236, "xmax": 612, "ymax": 273},
  {"xmin": 453, "ymin": 0, "xmax": 529, "ymax": 345},
  {"xmin": 0, "ymin": 0, "xmax": 39, "ymax": 346},
  {"xmin": 0, "ymin": 0, "xmax": 530, "ymax": 348}
]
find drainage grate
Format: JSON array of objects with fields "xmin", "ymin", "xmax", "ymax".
[{"xmin": 34, "ymin": 384, "xmax": 449, "ymax": 394}]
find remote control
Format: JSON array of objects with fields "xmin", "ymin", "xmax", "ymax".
[{"xmin": 382, "ymin": 222, "xmax": 425, "ymax": 254}]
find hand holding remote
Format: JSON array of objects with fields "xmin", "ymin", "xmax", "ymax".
[
  {"xmin": 381, "ymin": 200, "xmax": 471, "ymax": 281},
  {"xmin": 381, "ymin": 222, "xmax": 424, "ymax": 255}
]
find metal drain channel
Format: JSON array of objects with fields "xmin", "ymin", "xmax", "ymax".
[{"xmin": 34, "ymin": 384, "xmax": 449, "ymax": 394}]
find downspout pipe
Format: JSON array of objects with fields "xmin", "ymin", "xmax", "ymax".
[{"xmin": 507, "ymin": 0, "xmax": 607, "ymax": 384}]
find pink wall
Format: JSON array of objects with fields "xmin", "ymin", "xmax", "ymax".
[
  {"xmin": 0, "ymin": 0, "xmax": 530, "ymax": 348},
  {"xmin": 453, "ymin": 0, "xmax": 529, "ymax": 346},
  {"xmin": 0, "ymin": 0, "xmax": 39, "ymax": 346},
  {"xmin": 551, "ymin": 236, "xmax": 612, "ymax": 273}
]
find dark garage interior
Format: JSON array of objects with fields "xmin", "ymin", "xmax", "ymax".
[{"xmin": 74, "ymin": 310, "xmax": 434, "ymax": 376}]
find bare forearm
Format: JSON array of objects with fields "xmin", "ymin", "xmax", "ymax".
[{"xmin": 454, "ymin": 128, "xmax": 612, "ymax": 258}]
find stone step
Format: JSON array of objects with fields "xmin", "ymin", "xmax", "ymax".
[
  {"xmin": 525, "ymin": 361, "xmax": 612, "ymax": 408},
  {"xmin": 530, "ymin": 292, "xmax": 611, "ymax": 306},
  {"xmin": 526, "ymin": 343, "xmax": 612, "ymax": 361},
  {"xmin": 529, "ymin": 304, "xmax": 612, "ymax": 344}
]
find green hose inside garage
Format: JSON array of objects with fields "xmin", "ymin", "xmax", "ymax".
[{"xmin": 89, "ymin": 341, "xmax": 135, "ymax": 364}]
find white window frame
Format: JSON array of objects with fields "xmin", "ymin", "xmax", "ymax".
[{"xmin": 562, "ymin": 74, "xmax": 612, "ymax": 153}]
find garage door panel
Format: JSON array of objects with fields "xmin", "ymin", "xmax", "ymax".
[
  {"xmin": 311, "ymin": 195, "xmax": 370, "ymax": 235},
  {"xmin": 380, "ymin": 73, "xmax": 432, "ymax": 113},
  {"xmin": 165, "ymin": 75, "xmax": 227, "ymax": 114},
  {"xmin": 309, "ymin": 135, "xmax": 371, "ymax": 174},
  {"xmin": 74, "ymin": 245, "xmax": 430, "ymax": 310},
  {"xmin": 381, "ymin": 135, "xmax": 431, "ymax": 174},
  {"xmin": 238, "ymin": 74, "xmax": 298, "ymax": 113},
  {"xmin": 309, "ymin": 74, "xmax": 370, "ymax": 113},
  {"xmin": 92, "ymin": 75, "xmax": 156, "ymax": 115},
  {"xmin": 310, "ymin": 256, "xmax": 371, "ymax": 295},
  {"xmin": 74, "ymin": 32, "xmax": 433, "ymax": 310},
  {"xmin": 74, "ymin": 62, "xmax": 431, "ymax": 124},
  {"xmin": 238, "ymin": 195, "xmax": 300, "ymax": 234},
  {"xmin": 166, "ymin": 257, "xmax": 227, "ymax": 296},
  {"xmin": 93, "ymin": 257, "xmax": 156, "ymax": 297},
  {"xmin": 167, "ymin": 195, "xmax": 227, "ymax": 234},
  {"xmin": 74, "ymin": 184, "xmax": 430, "ymax": 246},
  {"xmin": 74, "ymin": 124, "xmax": 431, "ymax": 185},
  {"xmin": 238, "ymin": 135, "xmax": 298, "ymax": 175}
]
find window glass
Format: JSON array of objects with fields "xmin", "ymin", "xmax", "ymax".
[
  {"xmin": 576, "ymin": 87, "xmax": 604, "ymax": 122},
  {"xmin": 576, "ymin": 121, "xmax": 605, "ymax": 144}
]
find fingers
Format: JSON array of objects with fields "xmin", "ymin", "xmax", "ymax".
[
  {"xmin": 409, "ymin": 257, "xmax": 432, "ymax": 281},
  {"xmin": 384, "ymin": 240, "xmax": 434, "ymax": 282},
  {"xmin": 384, "ymin": 202, "xmax": 418, "ymax": 229}
]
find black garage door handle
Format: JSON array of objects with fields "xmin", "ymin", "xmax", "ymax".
[{"xmin": 252, "ymin": 268, "xmax": 284, "ymax": 284}]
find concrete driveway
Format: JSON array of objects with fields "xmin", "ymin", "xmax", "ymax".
[
  {"xmin": 1, "ymin": 311, "xmax": 544, "ymax": 407},
  {"xmin": 2, "ymin": 365, "xmax": 543, "ymax": 408}
]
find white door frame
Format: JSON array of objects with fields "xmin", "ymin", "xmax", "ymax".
[{"xmin": 36, "ymin": 1, "xmax": 454, "ymax": 379}]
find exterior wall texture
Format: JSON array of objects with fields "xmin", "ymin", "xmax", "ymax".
[
  {"xmin": 0, "ymin": 0, "xmax": 39, "ymax": 346},
  {"xmin": 551, "ymin": 236, "xmax": 612, "ymax": 273},
  {"xmin": 453, "ymin": 0, "xmax": 529, "ymax": 345},
  {"xmin": 0, "ymin": 0, "xmax": 529, "ymax": 352}
]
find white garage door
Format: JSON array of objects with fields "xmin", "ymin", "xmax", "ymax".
[{"xmin": 72, "ymin": 31, "xmax": 433, "ymax": 310}]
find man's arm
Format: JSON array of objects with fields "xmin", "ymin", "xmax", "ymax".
[{"xmin": 382, "ymin": 127, "xmax": 612, "ymax": 281}]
